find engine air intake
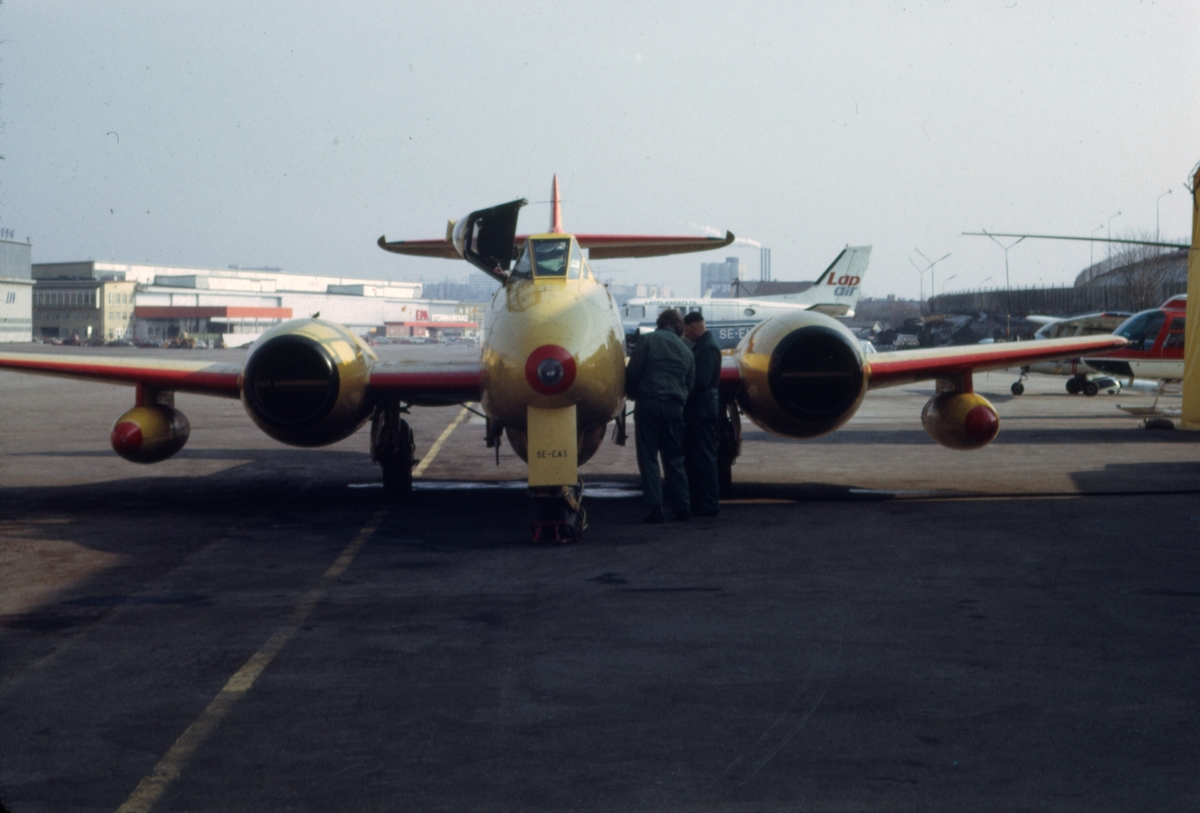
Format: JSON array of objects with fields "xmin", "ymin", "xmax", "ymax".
[
  {"xmin": 768, "ymin": 326, "xmax": 865, "ymax": 428},
  {"xmin": 243, "ymin": 335, "xmax": 340, "ymax": 430}
]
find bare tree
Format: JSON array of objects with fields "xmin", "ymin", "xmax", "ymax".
[{"xmin": 1102, "ymin": 229, "xmax": 1180, "ymax": 312}]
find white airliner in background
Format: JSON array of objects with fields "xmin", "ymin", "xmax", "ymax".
[{"xmin": 622, "ymin": 245, "xmax": 871, "ymax": 349}]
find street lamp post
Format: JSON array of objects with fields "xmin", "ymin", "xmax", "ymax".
[
  {"xmin": 981, "ymin": 229, "xmax": 1026, "ymax": 338},
  {"xmin": 1157, "ymin": 189, "xmax": 1172, "ymax": 242},
  {"xmin": 908, "ymin": 258, "xmax": 927, "ymax": 312},
  {"xmin": 942, "ymin": 274, "xmax": 957, "ymax": 296},
  {"xmin": 913, "ymin": 249, "xmax": 950, "ymax": 315},
  {"xmin": 1090, "ymin": 224, "xmax": 1103, "ymax": 270},
  {"xmin": 1107, "ymin": 211, "xmax": 1122, "ymax": 263}
]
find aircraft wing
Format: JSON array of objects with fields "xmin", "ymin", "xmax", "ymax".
[
  {"xmin": 366, "ymin": 361, "xmax": 482, "ymax": 405},
  {"xmin": 576, "ymin": 231, "xmax": 736, "ymax": 260},
  {"xmin": 0, "ymin": 351, "xmax": 485, "ymax": 407},
  {"xmin": 0, "ymin": 352, "xmax": 243, "ymax": 398},
  {"xmin": 865, "ymin": 335, "xmax": 1128, "ymax": 389}
]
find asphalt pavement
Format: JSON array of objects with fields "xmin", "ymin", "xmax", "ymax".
[{"xmin": 1, "ymin": 345, "xmax": 1198, "ymax": 812}]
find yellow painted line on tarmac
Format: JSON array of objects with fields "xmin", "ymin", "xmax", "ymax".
[
  {"xmin": 115, "ymin": 509, "xmax": 386, "ymax": 813},
  {"xmin": 412, "ymin": 406, "xmax": 471, "ymax": 478}
]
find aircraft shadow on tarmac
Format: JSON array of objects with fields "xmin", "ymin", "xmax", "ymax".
[
  {"xmin": 1069, "ymin": 460, "xmax": 1200, "ymax": 495},
  {"xmin": 748, "ymin": 426, "xmax": 1200, "ymax": 445}
]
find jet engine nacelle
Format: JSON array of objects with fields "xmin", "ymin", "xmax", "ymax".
[
  {"xmin": 111, "ymin": 405, "xmax": 190, "ymax": 463},
  {"xmin": 241, "ymin": 319, "xmax": 376, "ymax": 447},
  {"xmin": 920, "ymin": 391, "xmax": 1000, "ymax": 450},
  {"xmin": 734, "ymin": 310, "xmax": 868, "ymax": 438}
]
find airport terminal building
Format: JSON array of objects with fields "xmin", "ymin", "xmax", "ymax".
[
  {"xmin": 29, "ymin": 261, "xmax": 473, "ymax": 345},
  {"xmin": 0, "ymin": 238, "xmax": 35, "ymax": 343}
]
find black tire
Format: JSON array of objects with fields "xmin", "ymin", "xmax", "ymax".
[
  {"xmin": 382, "ymin": 460, "xmax": 412, "ymax": 496},
  {"xmin": 1011, "ymin": 382, "xmax": 1025, "ymax": 395},
  {"xmin": 1066, "ymin": 378, "xmax": 1082, "ymax": 395},
  {"xmin": 381, "ymin": 420, "xmax": 414, "ymax": 497},
  {"xmin": 1083, "ymin": 380, "xmax": 1100, "ymax": 397}
]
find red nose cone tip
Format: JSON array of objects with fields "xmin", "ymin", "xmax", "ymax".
[
  {"xmin": 964, "ymin": 405, "xmax": 999, "ymax": 443},
  {"xmin": 525, "ymin": 344, "xmax": 577, "ymax": 395},
  {"xmin": 111, "ymin": 421, "xmax": 144, "ymax": 453}
]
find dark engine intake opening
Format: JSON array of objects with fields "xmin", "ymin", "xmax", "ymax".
[
  {"xmin": 768, "ymin": 325, "xmax": 864, "ymax": 429},
  {"xmin": 244, "ymin": 335, "xmax": 340, "ymax": 430}
]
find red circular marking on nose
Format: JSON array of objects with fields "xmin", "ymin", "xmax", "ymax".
[
  {"xmin": 111, "ymin": 421, "xmax": 144, "ymax": 454},
  {"xmin": 964, "ymin": 405, "xmax": 999, "ymax": 443},
  {"xmin": 525, "ymin": 344, "xmax": 576, "ymax": 395}
]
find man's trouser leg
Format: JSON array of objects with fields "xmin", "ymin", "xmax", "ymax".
[
  {"xmin": 658, "ymin": 400, "xmax": 690, "ymax": 516},
  {"xmin": 634, "ymin": 400, "xmax": 663, "ymax": 507},
  {"xmin": 685, "ymin": 393, "xmax": 720, "ymax": 514}
]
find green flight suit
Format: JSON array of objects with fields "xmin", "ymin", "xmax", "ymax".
[
  {"xmin": 626, "ymin": 327, "xmax": 695, "ymax": 513},
  {"xmin": 684, "ymin": 328, "xmax": 722, "ymax": 515}
]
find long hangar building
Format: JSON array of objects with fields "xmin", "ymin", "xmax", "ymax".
[{"xmin": 29, "ymin": 261, "xmax": 477, "ymax": 345}]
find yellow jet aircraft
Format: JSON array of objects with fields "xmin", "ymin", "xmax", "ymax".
[{"xmin": 0, "ymin": 178, "xmax": 1127, "ymax": 543}]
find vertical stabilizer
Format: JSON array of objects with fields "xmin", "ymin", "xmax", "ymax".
[
  {"xmin": 749, "ymin": 245, "xmax": 872, "ymax": 318},
  {"xmin": 551, "ymin": 175, "xmax": 564, "ymax": 233}
]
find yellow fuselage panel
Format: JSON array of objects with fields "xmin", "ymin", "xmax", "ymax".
[{"xmin": 481, "ymin": 277, "xmax": 625, "ymax": 439}]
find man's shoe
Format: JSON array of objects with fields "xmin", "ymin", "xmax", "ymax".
[{"xmin": 641, "ymin": 507, "xmax": 665, "ymax": 524}]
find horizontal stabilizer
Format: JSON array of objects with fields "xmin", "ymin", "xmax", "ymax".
[
  {"xmin": 578, "ymin": 231, "xmax": 736, "ymax": 260},
  {"xmin": 376, "ymin": 236, "xmax": 461, "ymax": 259},
  {"xmin": 378, "ymin": 231, "xmax": 736, "ymax": 263}
]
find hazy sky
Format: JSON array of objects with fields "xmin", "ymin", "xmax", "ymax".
[{"xmin": 2, "ymin": 1, "xmax": 1196, "ymax": 299}]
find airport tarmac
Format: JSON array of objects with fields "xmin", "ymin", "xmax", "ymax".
[{"xmin": 1, "ymin": 344, "xmax": 1199, "ymax": 812}]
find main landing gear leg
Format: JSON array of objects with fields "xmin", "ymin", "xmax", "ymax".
[
  {"xmin": 1011, "ymin": 367, "xmax": 1028, "ymax": 396},
  {"xmin": 530, "ymin": 483, "xmax": 586, "ymax": 544},
  {"xmin": 371, "ymin": 398, "xmax": 415, "ymax": 498},
  {"xmin": 717, "ymin": 399, "xmax": 742, "ymax": 499}
]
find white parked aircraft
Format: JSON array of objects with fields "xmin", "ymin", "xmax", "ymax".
[{"xmin": 622, "ymin": 245, "xmax": 871, "ymax": 349}]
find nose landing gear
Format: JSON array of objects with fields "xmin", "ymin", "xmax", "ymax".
[{"xmin": 530, "ymin": 483, "xmax": 586, "ymax": 544}]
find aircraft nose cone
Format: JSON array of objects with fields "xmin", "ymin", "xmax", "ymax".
[
  {"xmin": 111, "ymin": 421, "xmax": 144, "ymax": 454},
  {"xmin": 525, "ymin": 345, "xmax": 577, "ymax": 395}
]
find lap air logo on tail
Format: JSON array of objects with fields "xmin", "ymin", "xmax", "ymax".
[{"xmin": 826, "ymin": 273, "xmax": 861, "ymax": 297}]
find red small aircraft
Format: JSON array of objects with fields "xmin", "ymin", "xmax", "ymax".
[{"xmin": 1083, "ymin": 295, "xmax": 1186, "ymax": 383}]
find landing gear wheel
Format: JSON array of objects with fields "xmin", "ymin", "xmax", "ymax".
[
  {"xmin": 1083, "ymin": 380, "xmax": 1100, "ymax": 397},
  {"xmin": 1066, "ymin": 377, "xmax": 1082, "ymax": 395},
  {"xmin": 530, "ymin": 483, "xmax": 586, "ymax": 544},
  {"xmin": 371, "ymin": 400, "xmax": 415, "ymax": 499},
  {"xmin": 1010, "ymin": 382, "xmax": 1025, "ymax": 395}
]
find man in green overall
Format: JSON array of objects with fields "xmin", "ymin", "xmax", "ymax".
[
  {"xmin": 625, "ymin": 309, "xmax": 695, "ymax": 523},
  {"xmin": 683, "ymin": 311, "xmax": 722, "ymax": 517}
]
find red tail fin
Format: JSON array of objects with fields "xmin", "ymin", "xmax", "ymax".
[{"xmin": 550, "ymin": 175, "xmax": 563, "ymax": 233}]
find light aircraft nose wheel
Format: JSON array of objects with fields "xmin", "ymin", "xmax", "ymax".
[
  {"xmin": 1011, "ymin": 369, "xmax": 1028, "ymax": 396},
  {"xmin": 371, "ymin": 401, "xmax": 415, "ymax": 498},
  {"xmin": 529, "ymin": 483, "xmax": 586, "ymax": 544}
]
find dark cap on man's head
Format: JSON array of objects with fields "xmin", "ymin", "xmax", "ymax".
[{"xmin": 683, "ymin": 312, "xmax": 705, "ymax": 325}]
